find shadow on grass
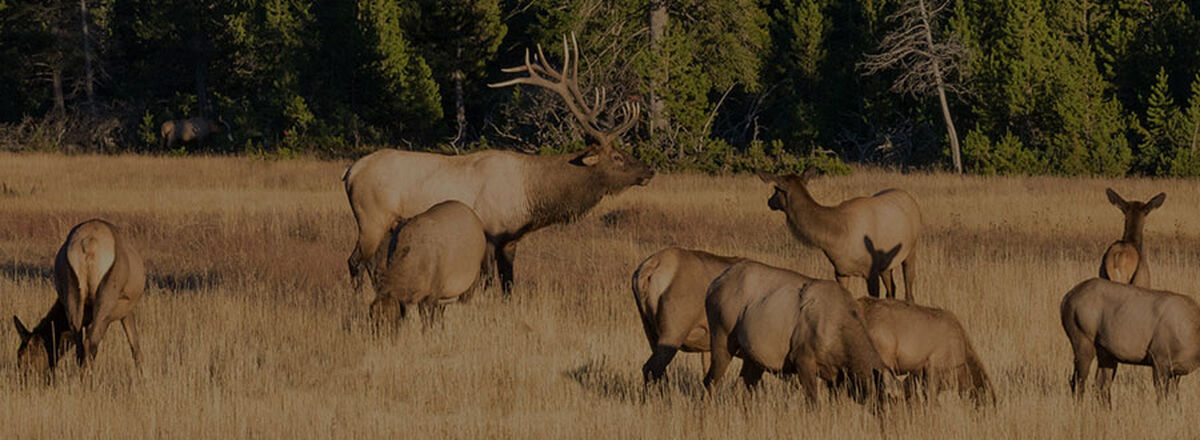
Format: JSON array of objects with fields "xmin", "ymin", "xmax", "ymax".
[
  {"xmin": 150, "ymin": 271, "xmax": 222, "ymax": 293},
  {"xmin": 0, "ymin": 261, "xmax": 53, "ymax": 282},
  {"xmin": 565, "ymin": 357, "xmax": 708, "ymax": 405}
]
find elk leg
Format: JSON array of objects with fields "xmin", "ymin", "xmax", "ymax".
[
  {"xmin": 794, "ymin": 356, "xmax": 820, "ymax": 404},
  {"xmin": 882, "ymin": 269, "xmax": 897, "ymax": 299},
  {"xmin": 1151, "ymin": 361, "xmax": 1172, "ymax": 402},
  {"xmin": 347, "ymin": 247, "xmax": 363, "ymax": 293},
  {"xmin": 497, "ymin": 241, "xmax": 517, "ymax": 298},
  {"xmin": 480, "ymin": 241, "xmax": 497, "ymax": 292},
  {"xmin": 1095, "ymin": 351, "xmax": 1117, "ymax": 404},
  {"xmin": 901, "ymin": 253, "xmax": 917, "ymax": 302},
  {"xmin": 642, "ymin": 345, "xmax": 679, "ymax": 383},
  {"xmin": 739, "ymin": 360, "xmax": 766, "ymax": 390},
  {"xmin": 1069, "ymin": 342, "xmax": 1095, "ymax": 401},
  {"xmin": 700, "ymin": 352, "xmax": 711, "ymax": 373},
  {"xmin": 703, "ymin": 334, "xmax": 734, "ymax": 392},
  {"xmin": 120, "ymin": 313, "xmax": 142, "ymax": 371},
  {"xmin": 83, "ymin": 316, "xmax": 115, "ymax": 368}
]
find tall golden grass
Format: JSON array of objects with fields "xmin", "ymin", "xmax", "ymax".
[{"xmin": 3, "ymin": 152, "xmax": 1200, "ymax": 438}]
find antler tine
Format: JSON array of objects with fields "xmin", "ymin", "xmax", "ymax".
[
  {"xmin": 570, "ymin": 32, "xmax": 580, "ymax": 82},
  {"xmin": 536, "ymin": 43, "xmax": 563, "ymax": 81},
  {"xmin": 490, "ymin": 49, "xmax": 547, "ymax": 88}
]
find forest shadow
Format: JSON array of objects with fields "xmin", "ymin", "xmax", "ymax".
[
  {"xmin": 0, "ymin": 261, "xmax": 53, "ymax": 282},
  {"xmin": 150, "ymin": 271, "xmax": 222, "ymax": 293}
]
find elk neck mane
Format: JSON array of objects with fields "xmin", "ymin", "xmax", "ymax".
[
  {"xmin": 523, "ymin": 152, "xmax": 618, "ymax": 230},
  {"xmin": 783, "ymin": 183, "xmax": 850, "ymax": 248},
  {"xmin": 1121, "ymin": 213, "xmax": 1146, "ymax": 247}
]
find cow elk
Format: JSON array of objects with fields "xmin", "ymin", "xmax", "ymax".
[
  {"xmin": 369, "ymin": 201, "xmax": 488, "ymax": 326},
  {"xmin": 703, "ymin": 260, "xmax": 892, "ymax": 404},
  {"xmin": 759, "ymin": 169, "xmax": 921, "ymax": 301},
  {"xmin": 160, "ymin": 116, "xmax": 232, "ymax": 149},
  {"xmin": 1061, "ymin": 278, "xmax": 1200, "ymax": 403},
  {"xmin": 1099, "ymin": 188, "xmax": 1165, "ymax": 287},
  {"xmin": 858, "ymin": 297, "xmax": 994, "ymax": 405},
  {"xmin": 631, "ymin": 248, "xmax": 743, "ymax": 383},
  {"xmin": 12, "ymin": 219, "xmax": 145, "ymax": 373},
  {"xmin": 344, "ymin": 33, "xmax": 654, "ymax": 297}
]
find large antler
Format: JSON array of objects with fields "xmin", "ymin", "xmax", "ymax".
[{"xmin": 489, "ymin": 33, "xmax": 640, "ymax": 148}]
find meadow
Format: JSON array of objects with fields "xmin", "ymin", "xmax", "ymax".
[{"xmin": 3, "ymin": 153, "xmax": 1200, "ymax": 438}]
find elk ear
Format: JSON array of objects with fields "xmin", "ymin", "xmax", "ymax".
[
  {"xmin": 756, "ymin": 172, "xmax": 780, "ymax": 186},
  {"xmin": 1105, "ymin": 188, "xmax": 1127, "ymax": 210},
  {"xmin": 13, "ymin": 316, "xmax": 30, "ymax": 340},
  {"xmin": 571, "ymin": 148, "xmax": 603, "ymax": 167},
  {"xmin": 1145, "ymin": 192, "xmax": 1166, "ymax": 211},
  {"xmin": 800, "ymin": 167, "xmax": 820, "ymax": 183}
]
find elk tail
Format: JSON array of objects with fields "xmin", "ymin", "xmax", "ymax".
[{"xmin": 631, "ymin": 254, "xmax": 665, "ymax": 346}]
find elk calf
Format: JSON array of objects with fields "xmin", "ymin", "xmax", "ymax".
[
  {"xmin": 704, "ymin": 260, "xmax": 891, "ymax": 404},
  {"xmin": 631, "ymin": 248, "xmax": 742, "ymax": 383},
  {"xmin": 1061, "ymin": 278, "xmax": 1200, "ymax": 402},
  {"xmin": 1099, "ymin": 188, "xmax": 1164, "ymax": 287},
  {"xmin": 12, "ymin": 219, "xmax": 145, "ymax": 372},
  {"xmin": 369, "ymin": 201, "xmax": 487, "ymax": 325},
  {"xmin": 858, "ymin": 297, "xmax": 994, "ymax": 404},
  {"xmin": 759, "ymin": 169, "xmax": 921, "ymax": 301}
]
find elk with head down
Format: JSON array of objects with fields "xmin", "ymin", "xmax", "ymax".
[
  {"xmin": 369, "ymin": 201, "xmax": 488, "ymax": 326},
  {"xmin": 344, "ymin": 34, "xmax": 654, "ymax": 297},
  {"xmin": 1099, "ymin": 188, "xmax": 1165, "ymax": 287},
  {"xmin": 703, "ymin": 260, "xmax": 892, "ymax": 404},
  {"xmin": 631, "ymin": 247, "xmax": 743, "ymax": 383},
  {"xmin": 1061, "ymin": 278, "xmax": 1200, "ymax": 403},
  {"xmin": 12, "ymin": 219, "xmax": 145, "ymax": 373},
  {"xmin": 160, "ymin": 116, "xmax": 232, "ymax": 149},
  {"xmin": 758, "ymin": 169, "xmax": 921, "ymax": 302}
]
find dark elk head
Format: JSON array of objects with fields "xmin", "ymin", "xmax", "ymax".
[
  {"xmin": 489, "ymin": 33, "xmax": 655, "ymax": 189},
  {"xmin": 13, "ymin": 316, "xmax": 51, "ymax": 373},
  {"xmin": 1106, "ymin": 188, "xmax": 1165, "ymax": 240},
  {"xmin": 757, "ymin": 168, "xmax": 819, "ymax": 211},
  {"xmin": 212, "ymin": 116, "xmax": 234, "ymax": 143}
]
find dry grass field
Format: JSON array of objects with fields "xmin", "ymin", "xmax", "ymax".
[{"xmin": 4, "ymin": 152, "xmax": 1200, "ymax": 438}]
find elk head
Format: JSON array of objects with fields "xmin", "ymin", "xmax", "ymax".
[
  {"xmin": 489, "ymin": 34, "xmax": 654, "ymax": 188},
  {"xmin": 13, "ymin": 316, "xmax": 51, "ymax": 373},
  {"xmin": 757, "ymin": 168, "xmax": 820, "ymax": 211},
  {"xmin": 1105, "ymin": 188, "xmax": 1165, "ymax": 242}
]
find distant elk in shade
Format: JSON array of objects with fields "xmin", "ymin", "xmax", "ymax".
[
  {"xmin": 1099, "ymin": 188, "xmax": 1165, "ymax": 287},
  {"xmin": 631, "ymin": 248, "xmax": 743, "ymax": 383},
  {"xmin": 369, "ymin": 201, "xmax": 488, "ymax": 326},
  {"xmin": 1061, "ymin": 278, "xmax": 1200, "ymax": 402},
  {"xmin": 12, "ymin": 219, "xmax": 145, "ymax": 373},
  {"xmin": 343, "ymin": 34, "xmax": 653, "ymax": 298},
  {"xmin": 160, "ymin": 116, "xmax": 232, "ymax": 149},
  {"xmin": 703, "ymin": 260, "xmax": 893, "ymax": 404},
  {"xmin": 758, "ymin": 169, "xmax": 921, "ymax": 301}
]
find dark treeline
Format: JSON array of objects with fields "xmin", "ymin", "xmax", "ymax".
[{"xmin": 1, "ymin": 0, "xmax": 1199, "ymax": 176}]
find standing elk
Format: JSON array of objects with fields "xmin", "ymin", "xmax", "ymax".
[
  {"xmin": 160, "ymin": 116, "xmax": 232, "ymax": 149},
  {"xmin": 703, "ymin": 260, "xmax": 892, "ymax": 404},
  {"xmin": 631, "ymin": 248, "xmax": 743, "ymax": 383},
  {"xmin": 1099, "ymin": 188, "xmax": 1165, "ymax": 287},
  {"xmin": 369, "ymin": 201, "xmax": 488, "ymax": 326},
  {"xmin": 344, "ymin": 34, "xmax": 654, "ymax": 297},
  {"xmin": 12, "ymin": 219, "xmax": 145, "ymax": 372},
  {"xmin": 758, "ymin": 169, "xmax": 921, "ymax": 301},
  {"xmin": 1061, "ymin": 278, "xmax": 1200, "ymax": 403}
]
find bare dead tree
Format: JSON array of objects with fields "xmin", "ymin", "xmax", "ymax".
[{"xmin": 860, "ymin": 0, "xmax": 967, "ymax": 173}]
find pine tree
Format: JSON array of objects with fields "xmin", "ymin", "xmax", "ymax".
[
  {"xmin": 1134, "ymin": 67, "xmax": 1177, "ymax": 174},
  {"xmin": 356, "ymin": 0, "xmax": 442, "ymax": 137}
]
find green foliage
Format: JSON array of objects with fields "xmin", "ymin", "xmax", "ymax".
[{"xmin": 962, "ymin": 128, "xmax": 1043, "ymax": 175}]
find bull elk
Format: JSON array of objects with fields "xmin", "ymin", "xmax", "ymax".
[
  {"xmin": 369, "ymin": 201, "xmax": 487, "ymax": 326},
  {"xmin": 703, "ymin": 260, "xmax": 892, "ymax": 404},
  {"xmin": 858, "ymin": 297, "xmax": 994, "ymax": 405},
  {"xmin": 1099, "ymin": 188, "xmax": 1165, "ymax": 287},
  {"xmin": 160, "ymin": 116, "xmax": 232, "ymax": 149},
  {"xmin": 759, "ymin": 169, "xmax": 921, "ymax": 301},
  {"xmin": 631, "ymin": 248, "xmax": 743, "ymax": 383},
  {"xmin": 1061, "ymin": 278, "xmax": 1200, "ymax": 402},
  {"xmin": 344, "ymin": 34, "xmax": 653, "ymax": 297},
  {"xmin": 12, "ymin": 219, "xmax": 145, "ymax": 373}
]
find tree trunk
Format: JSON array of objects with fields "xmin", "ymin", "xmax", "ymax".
[
  {"xmin": 79, "ymin": 0, "xmax": 95, "ymax": 115},
  {"xmin": 648, "ymin": 1, "xmax": 669, "ymax": 137},
  {"xmin": 918, "ymin": 0, "xmax": 961, "ymax": 173},
  {"xmin": 453, "ymin": 68, "xmax": 466, "ymax": 152},
  {"xmin": 52, "ymin": 65, "xmax": 66, "ymax": 117}
]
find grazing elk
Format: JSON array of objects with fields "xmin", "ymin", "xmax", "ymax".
[
  {"xmin": 1099, "ymin": 189, "xmax": 1165, "ymax": 287},
  {"xmin": 703, "ymin": 260, "xmax": 892, "ymax": 404},
  {"xmin": 857, "ymin": 297, "xmax": 994, "ymax": 404},
  {"xmin": 369, "ymin": 201, "xmax": 488, "ymax": 326},
  {"xmin": 1061, "ymin": 278, "xmax": 1200, "ymax": 402},
  {"xmin": 759, "ymin": 169, "xmax": 921, "ymax": 302},
  {"xmin": 160, "ymin": 116, "xmax": 232, "ymax": 149},
  {"xmin": 631, "ymin": 248, "xmax": 743, "ymax": 383},
  {"xmin": 12, "ymin": 219, "xmax": 145, "ymax": 372},
  {"xmin": 344, "ymin": 34, "xmax": 654, "ymax": 297}
]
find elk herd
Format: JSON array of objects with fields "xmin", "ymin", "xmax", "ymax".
[{"xmin": 10, "ymin": 35, "xmax": 1200, "ymax": 412}]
